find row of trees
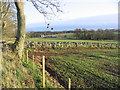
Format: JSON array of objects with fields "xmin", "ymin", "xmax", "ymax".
[
  {"xmin": 1, "ymin": 2, "xmax": 17, "ymax": 39},
  {"xmin": 26, "ymin": 31, "xmax": 74, "ymax": 38},
  {"xmin": 26, "ymin": 28, "xmax": 118, "ymax": 40},
  {"xmin": 74, "ymin": 28, "xmax": 118, "ymax": 40}
]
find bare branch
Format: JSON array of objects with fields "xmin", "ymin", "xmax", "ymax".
[
  {"xmin": 29, "ymin": 0, "xmax": 62, "ymax": 18},
  {"xmin": 1, "ymin": 2, "xmax": 11, "ymax": 18}
]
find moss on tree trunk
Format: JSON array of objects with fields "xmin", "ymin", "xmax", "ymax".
[{"xmin": 14, "ymin": 1, "xmax": 25, "ymax": 59}]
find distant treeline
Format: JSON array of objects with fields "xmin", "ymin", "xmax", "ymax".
[
  {"xmin": 74, "ymin": 29, "xmax": 118, "ymax": 40},
  {"xmin": 26, "ymin": 29, "xmax": 118, "ymax": 40},
  {"xmin": 26, "ymin": 30, "xmax": 75, "ymax": 38}
]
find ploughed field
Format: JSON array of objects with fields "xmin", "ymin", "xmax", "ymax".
[{"xmin": 28, "ymin": 47, "xmax": 119, "ymax": 88}]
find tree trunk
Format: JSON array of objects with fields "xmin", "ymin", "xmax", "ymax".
[{"xmin": 14, "ymin": 1, "xmax": 25, "ymax": 59}]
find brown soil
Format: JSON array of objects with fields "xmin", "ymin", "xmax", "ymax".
[
  {"xmin": 31, "ymin": 47, "xmax": 114, "ymax": 51},
  {"xmin": 28, "ymin": 48, "xmax": 83, "ymax": 59},
  {"xmin": 28, "ymin": 48, "xmax": 80, "ymax": 88},
  {"xmin": 27, "ymin": 47, "xmax": 117, "ymax": 88},
  {"xmin": 28, "ymin": 51, "xmax": 65, "ymax": 88},
  {"xmin": 27, "ymin": 47, "xmax": 115, "ymax": 60}
]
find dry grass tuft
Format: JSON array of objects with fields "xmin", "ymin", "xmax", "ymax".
[{"xmin": 2, "ymin": 49, "xmax": 35, "ymax": 88}]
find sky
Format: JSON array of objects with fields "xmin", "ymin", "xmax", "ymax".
[{"xmin": 24, "ymin": 0, "xmax": 119, "ymax": 31}]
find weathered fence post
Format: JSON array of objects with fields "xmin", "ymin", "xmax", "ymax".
[
  {"xmin": 23, "ymin": 52, "xmax": 25, "ymax": 62},
  {"xmin": 33, "ymin": 55, "xmax": 34, "ymax": 72},
  {"xmin": 23, "ymin": 68, "xmax": 24, "ymax": 72},
  {"xmin": 27, "ymin": 50, "xmax": 28, "ymax": 64},
  {"xmin": 23, "ymin": 57, "xmax": 24, "ymax": 62},
  {"xmin": 43, "ymin": 56, "xmax": 45, "ymax": 88},
  {"xmin": 69, "ymin": 78, "xmax": 71, "ymax": 90}
]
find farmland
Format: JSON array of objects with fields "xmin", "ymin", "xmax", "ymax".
[
  {"xmin": 47, "ymin": 48, "xmax": 119, "ymax": 88},
  {"xmin": 2, "ymin": 38, "xmax": 119, "ymax": 88},
  {"xmin": 2, "ymin": 47, "xmax": 63, "ymax": 88},
  {"xmin": 26, "ymin": 38, "xmax": 118, "ymax": 44},
  {"xmin": 1, "ymin": 0, "xmax": 119, "ymax": 88},
  {"xmin": 28, "ymin": 44, "xmax": 119, "ymax": 88}
]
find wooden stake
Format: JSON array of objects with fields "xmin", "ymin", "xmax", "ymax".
[
  {"xmin": 69, "ymin": 78, "xmax": 71, "ymax": 90},
  {"xmin": 23, "ymin": 67, "xmax": 24, "ymax": 73},
  {"xmin": 27, "ymin": 50, "xmax": 28, "ymax": 63},
  {"xmin": 23, "ymin": 57, "xmax": 24, "ymax": 62},
  {"xmin": 23, "ymin": 52, "xmax": 24, "ymax": 62},
  {"xmin": 33, "ymin": 55, "xmax": 34, "ymax": 72},
  {"xmin": 43, "ymin": 56, "xmax": 45, "ymax": 88}
]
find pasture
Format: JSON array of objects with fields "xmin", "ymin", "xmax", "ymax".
[{"xmin": 26, "ymin": 38, "xmax": 118, "ymax": 44}]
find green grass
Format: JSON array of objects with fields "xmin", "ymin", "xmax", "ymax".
[
  {"xmin": 113, "ymin": 32, "xmax": 118, "ymax": 35},
  {"xmin": 2, "ymin": 51, "xmax": 35, "ymax": 88},
  {"xmin": 48, "ymin": 48, "xmax": 119, "ymax": 88},
  {"xmin": 26, "ymin": 38, "xmax": 118, "ymax": 44},
  {"xmin": 2, "ymin": 49, "xmax": 50, "ymax": 88},
  {"xmin": 2, "ymin": 41, "xmax": 119, "ymax": 88}
]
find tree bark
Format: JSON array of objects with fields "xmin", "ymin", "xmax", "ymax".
[{"xmin": 14, "ymin": 1, "xmax": 25, "ymax": 59}]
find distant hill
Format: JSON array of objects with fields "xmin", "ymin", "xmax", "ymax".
[{"xmin": 26, "ymin": 14, "xmax": 118, "ymax": 32}]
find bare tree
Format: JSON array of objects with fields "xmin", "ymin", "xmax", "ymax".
[
  {"xmin": 1, "ymin": 2, "xmax": 17, "ymax": 39},
  {"xmin": 1, "ymin": 2, "xmax": 11, "ymax": 33},
  {"xmin": 13, "ymin": 0, "xmax": 62, "ymax": 59}
]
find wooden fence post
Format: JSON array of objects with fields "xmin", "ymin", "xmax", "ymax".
[
  {"xmin": 27, "ymin": 50, "xmax": 28, "ymax": 64},
  {"xmin": 23, "ymin": 57, "xmax": 24, "ymax": 62},
  {"xmin": 23, "ymin": 52, "xmax": 24, "ymax": 62},
  {"xmin": 69, "ymin": 78, "xmax": 71, "ymax": 90},
  {"xmin": 43, "ymin": 56, "xmax": 45, "ymax": 88},
  {"xmin": 33, "ymin": 55, "xmax": 34, "ymax": 72}
]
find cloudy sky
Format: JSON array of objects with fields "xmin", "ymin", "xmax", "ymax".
[
  {"xmin": 24, "ymin": 0, "xmax": 118, "ymax": 24},
  {"xmin": 24, "ymin": 0, "xmax": 119, "ymax": 31}
]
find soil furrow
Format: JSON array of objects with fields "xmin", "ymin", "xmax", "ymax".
[{"xmin": 28, "ymin": 52, "xmax": 65, "ymax": 88}]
